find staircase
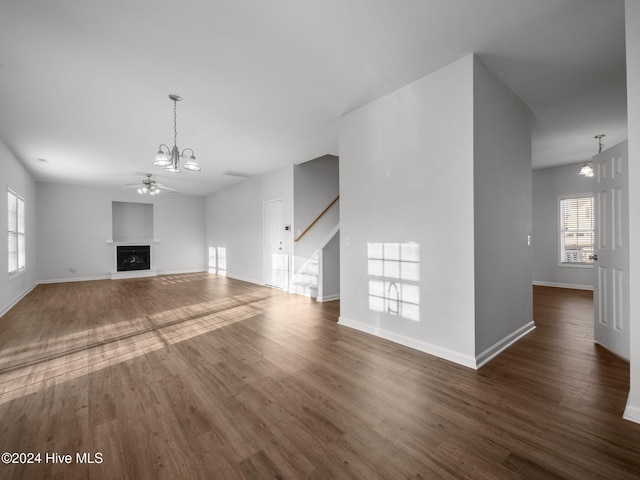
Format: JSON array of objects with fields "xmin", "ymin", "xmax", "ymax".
[
  {"xmin": 290, "ymin": 222, "xmax": 339, "ymax": 301},
  {"xmin": 290, "ymin": 251, "xmax": 319, "ymax": 298}
]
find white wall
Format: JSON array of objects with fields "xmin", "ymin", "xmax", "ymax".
[
  {"xmin": 339, "ymin": 55, "xmax": 477, "ymax": 366},
  {"xmin": 205, "ymin": 166, "xmax": 293, "ymax": 285},
  {"xmin": 473, "ymin": 56, "xmax": 533, "ymax": 360},
  {"xmin": 532, "ymin": 163, "xmax": 595, "ymax": 289},
  {"xmin": 0, "ymin": 140, "xmax": 38, "ymax": 316},
  {"xmin": 321, "ymin": 231, "xmax": 340, "ymax": 301},
  {"xmin": 112, "ymin": 201, "xmax": 154, "ymax": 241},
  {"xmin": 37, "ymin": 183, "xmax": 205, "ymax": 281},
  {"xmin": 625, "ymin": 0, "xmax": 640, "ymax": 424}
]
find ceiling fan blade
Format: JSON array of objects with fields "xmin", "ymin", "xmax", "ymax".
[{"xmin": 156, "ymin": 184, "xmax": 179, "ymax": 192}]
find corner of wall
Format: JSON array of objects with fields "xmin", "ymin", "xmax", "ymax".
[
  {"xmin": 472, "ymin": 53, "xmax": 533, "ymax": 356},
  {"xmin": 625, "ymin": 0, "xmax": 640, "ymax": 425}
]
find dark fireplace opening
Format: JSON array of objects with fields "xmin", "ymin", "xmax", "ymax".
[{"xmin": 117, "ymin": 245, "xmax": 151, "ymax": 272}]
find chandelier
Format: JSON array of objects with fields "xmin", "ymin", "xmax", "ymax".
[
  {"xmin": 153, "ymin": 94, "xmax": 201, "ymax": 173},
  {"xmin": 579, "ymin": 134, "xmax": 604, "ymax": 178}
]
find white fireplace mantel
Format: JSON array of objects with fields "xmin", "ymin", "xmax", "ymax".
[
  {"xmin": 110, "ymin": 243, "xmax": 158, "ymax": 280},
  {"xmin": 106, "ymin": 239, "xmax": 162, "ymax": 245}
]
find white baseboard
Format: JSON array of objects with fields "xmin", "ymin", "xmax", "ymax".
[
  {"xmin": 0, "ymin": 281, "xmax": 38, "ymax": 318},
  {"xmin": 337, "ymin": 316, "xmax": 476, "ymax": 369},
  {"xmin": 475, "ymin": 321, "xmax": 536, "ymax": 368},
  {"xmin": 224, "ymin": 273, "xmax": 264, "ymax": 287},
  {"xmin": 39, "ymin": 275, "xmax": 110, "ymax": 284},
  {"xmin": 289, "ymin": 289, "xmax": 314, "ymax": 298},
  {"xmin": 110, "ymin": 270, "xmax": 158, "ymax": 280},
  {"xmin": 624, "ymin": 397, "xmax": 640, "ymax": 424},
  {"xmin": 533, "ymin": 281, "xmax": 593, "ymax": 291},
  {"xmin": 38, "ymin": 270, "xmax": 206, "ymax": 284},
  {"xmin": 158, "ymin": 269, "xmax": 206, "ymax": 276},
  {"xmin": 317, "ymin": 294, "xmax": 340, "ymax": 303}
]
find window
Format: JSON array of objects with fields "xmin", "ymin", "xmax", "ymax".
[
  {"xmin": 7, "ymin": 188, "xmax": 26, "ymax": 276},
  {"xmin": 368, "ymin": 242, "xmax": 420, "ymax": 321},
  {"xmin": 560, "ymin": 196, "xmax": 594, "ymax": 265}
]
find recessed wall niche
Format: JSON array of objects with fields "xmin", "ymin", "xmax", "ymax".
[{"xmin": 112, "ymin": 201, "xmax": 154, "ymax": 242}]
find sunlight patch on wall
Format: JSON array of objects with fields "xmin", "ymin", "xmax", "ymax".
[
  {"xmin": 368, "ymin": 242, "xmax": 420, "ymax": 321},
  {"xmin": 269, "ymin": 253, "xmax": 290, "ymax": 290},
  {"xmin": 208, "ymin": 246, "xmax": 227, "ymax": 276}
]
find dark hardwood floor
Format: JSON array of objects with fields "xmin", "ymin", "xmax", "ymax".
[{"xmin": 0, "ymin": 275, "xmax": 638, "ymax": 479}]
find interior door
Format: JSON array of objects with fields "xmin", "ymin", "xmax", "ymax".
[
  {"xmin": 263, "ymin": 199, "xmax": 287, "ymax": 289},
  {"xmin": 593, "ymin": 140, "xmax": 629, "ymax": 360}
]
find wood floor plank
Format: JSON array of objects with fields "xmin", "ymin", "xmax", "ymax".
[{"xmin": 0, "ymin": 276, "xmax": 639, "ymax": 479}]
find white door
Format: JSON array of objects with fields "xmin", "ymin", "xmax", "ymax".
[
  {"xmin": 263, "ymin": 199, "xmax": 287, "ymax": 289},
  {"xmin": 593, "ymin": 140, "xmax": 629, "ymax": 360}
]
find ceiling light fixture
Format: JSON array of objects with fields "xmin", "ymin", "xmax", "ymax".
[
  {"xmin": 579, "ymin": 134, "xmax": 605, "ymax": 178},
  {"xmin": 136, "ymin": 174, "xmax": 162, "ymax": 195},
  {"xmin": 153, "ymin": 94, "xmax": 201, "ymax": 173}
]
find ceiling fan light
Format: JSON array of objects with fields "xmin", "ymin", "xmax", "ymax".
[{"xmin": 183, "ymin": 155, "xmax": 201, "ymax": 172}]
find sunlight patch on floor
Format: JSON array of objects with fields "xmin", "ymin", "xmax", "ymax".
[{"xmin": 0, "ymin": 293, "xmax": 269, "ymax": 405}]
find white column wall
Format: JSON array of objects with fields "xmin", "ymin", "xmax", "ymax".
[
  {"xmin": 338, "ymin": 55, "xmax": 477, "ymax": 366},
  {"xmin": 473, "ymin": 56, "xmax": 534, "ymax": 363},
  {"xmin": 624, "ymin": 0, "xmax": 640, "ymax": 424}
]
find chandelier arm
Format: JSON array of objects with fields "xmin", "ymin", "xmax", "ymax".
[
  {"xmin": 158, "ymin": 144, "xmax": 171, "ymax": 153},
  {"xmin": 181, "ymin": 148, "xmax": 195, "ymax": 157}
]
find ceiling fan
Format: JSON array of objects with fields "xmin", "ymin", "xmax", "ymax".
[{"xmin": 125, "ymin": 173, "xmax": 178, "ymax": 195}]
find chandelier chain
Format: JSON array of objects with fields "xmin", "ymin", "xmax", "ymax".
[{"xmin": 173, "ymin": 99, "xmax": 178, "ymax": 148}]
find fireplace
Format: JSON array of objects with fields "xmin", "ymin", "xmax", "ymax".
[{"xmin": 116, "ymin": 245, "xmax": 151, "ymax": 272}]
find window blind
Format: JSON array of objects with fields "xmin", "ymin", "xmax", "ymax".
[
  {"xmin": 7, "ymin": 188, "xmax": 25, "ymax": 275},
  {"xmin": 560, "ymin": 196, "xmax": 594, "ymax": 264}
]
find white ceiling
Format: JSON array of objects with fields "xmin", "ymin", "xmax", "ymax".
[{"xmin": 0, "ymin": 0, "xmax": 627, "ymax": 196}]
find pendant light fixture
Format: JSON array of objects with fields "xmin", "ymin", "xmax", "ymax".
[
  {"xmin": 579, "ymin": 134, "xmax": 604, "ymax": 178},
  {"xmin": 153, "ymin": 94, "xmax": 201, "ymax": 173}
]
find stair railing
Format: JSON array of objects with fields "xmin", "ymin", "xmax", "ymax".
[{"xmin": 294, "ymin": 195, "xmax": 339, "ymax": 242}]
